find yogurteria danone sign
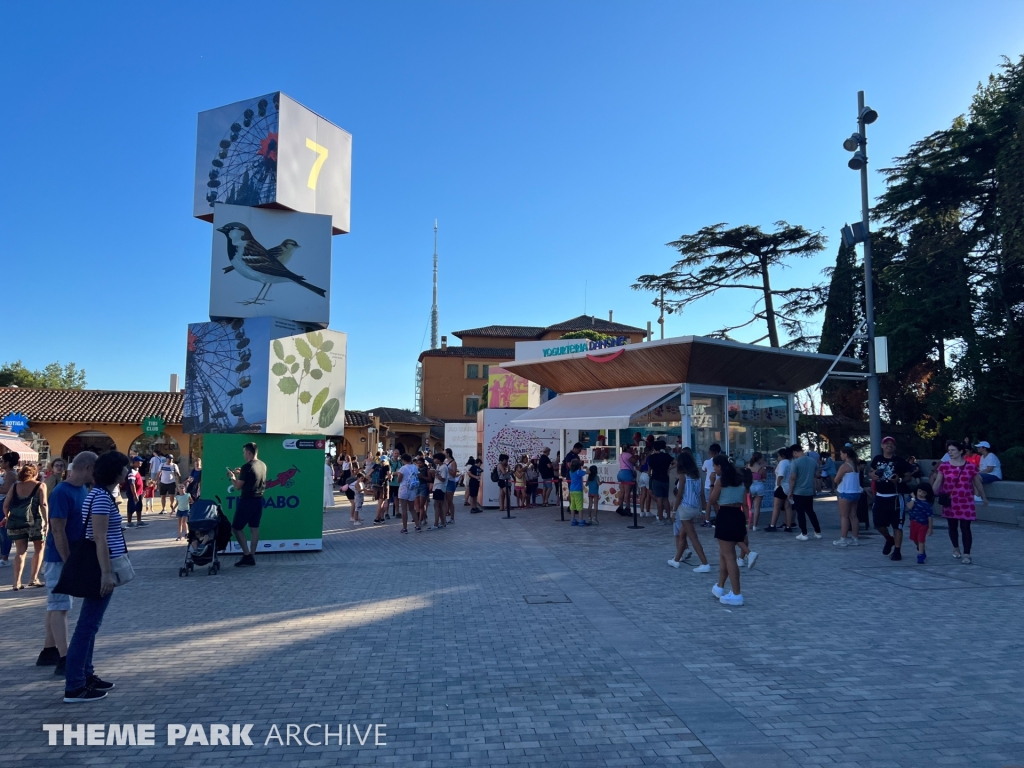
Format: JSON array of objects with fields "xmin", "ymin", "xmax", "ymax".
[{"xmin": 515, "ymin": 336, "xmax": 629, "ymax": 361}]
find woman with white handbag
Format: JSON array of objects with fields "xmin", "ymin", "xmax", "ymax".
[{"xmin": 62, "ymin": 451, "xmax": 133, "ymax": 703}]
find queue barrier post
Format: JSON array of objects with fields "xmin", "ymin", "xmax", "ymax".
[
  {"xmin": 627, "ymin": 480, "xmax": 643, "ymax": 530},
  {"xmin": 502, "ymin": 483, "xmax": 516, "ymax": 520}
]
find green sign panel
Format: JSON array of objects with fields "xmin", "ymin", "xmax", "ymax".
[
  {"xmin": 200, "ymin": 433, "xmax": 325, "ymax": 552},
  {"xmin": 142, "ymin": 416, "xmax": 166, "ymax": 436}
]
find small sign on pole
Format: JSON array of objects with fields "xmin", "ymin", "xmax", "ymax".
[
  {"xmin": 874, "ymin": 336, "xmax": 889, "ymax": 374},
  {"xmin": 142, "ymin": 416, "xmax": 166, "ymax": 437}
]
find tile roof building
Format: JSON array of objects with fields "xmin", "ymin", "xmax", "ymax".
[{"xmin": 419, "ymin": 315, "xmax": 648, "ymax": 421}]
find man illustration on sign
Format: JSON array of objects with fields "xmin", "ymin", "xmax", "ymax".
[{"xmin": 228, "ymin": 442, "xmax": 267, "ymax": 567}]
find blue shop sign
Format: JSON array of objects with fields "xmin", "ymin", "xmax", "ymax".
[{"xmin": 2, "ymin": 412, "xmax": 29, "ymax": 432}]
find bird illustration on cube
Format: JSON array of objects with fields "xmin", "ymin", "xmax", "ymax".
[{"xmin": 216, "ymin": 222, "xmax": 326, "ymax": 305}]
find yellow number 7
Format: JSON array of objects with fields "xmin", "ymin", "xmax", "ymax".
[{"xmin": 305, "ymin": 138, "xmax": 329, "ymax": 190}]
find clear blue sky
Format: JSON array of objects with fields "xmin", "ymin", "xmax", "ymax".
[{"xmin": 4, "ymin": 1, "xmax": 1023, "ymax": 410}]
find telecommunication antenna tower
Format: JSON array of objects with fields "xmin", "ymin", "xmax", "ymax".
[{"xmin": 430, "ymin": 219, "xmax": 439, "ymax": 350}]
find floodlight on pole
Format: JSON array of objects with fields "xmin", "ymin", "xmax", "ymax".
[{"xmin": 841, "ymin": 90, "xmax": 883, "ymax": 459}]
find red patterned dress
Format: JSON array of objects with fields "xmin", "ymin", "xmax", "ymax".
[{"xmin": 937, "ymin": 461, "xmax": 978, "ymax": 521}]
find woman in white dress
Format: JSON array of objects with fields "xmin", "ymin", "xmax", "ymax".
[{"xmin": 323, "ymin": 456, "xmax": 336, "ymax": 510}]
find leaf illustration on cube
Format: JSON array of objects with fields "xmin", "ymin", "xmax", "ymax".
[{"xmin": 265, "ymin": 329, "xmax": 346, "ymax": 435}]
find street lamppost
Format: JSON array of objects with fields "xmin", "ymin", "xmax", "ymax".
[{"xmin": 842, "ymin": 91, "xmax": 882, "ymax": 459}]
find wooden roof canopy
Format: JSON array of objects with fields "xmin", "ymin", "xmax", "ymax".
[{"xmin": 502, "ymin": 336, "xmax": 861, "ymax": 395}]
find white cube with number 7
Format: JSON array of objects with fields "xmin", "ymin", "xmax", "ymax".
[
  {"xmin": 194, "ymin": 91, "xmax": 352, "ymax": 234},
  {"xmin": 266, "ymin": 329, "xmax": 347, "ymax": 436}
]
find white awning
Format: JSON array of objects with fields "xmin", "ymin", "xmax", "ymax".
[
  {"xmin": 510, "ymin": 384, "xmax": 680, "ymax": 430},
  {"xmin": 0, "ymin": 434, "xmax": 39, "ymax": 463}
]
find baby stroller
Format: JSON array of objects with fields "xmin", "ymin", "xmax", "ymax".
[{"xmin": 180, "ymin": 497, "xmax": 232, "ymax": 576}]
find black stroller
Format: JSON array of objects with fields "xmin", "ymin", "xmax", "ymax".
[{"xmin": 180, "ymin": 498, "xmax": 232, "ymax": 576}]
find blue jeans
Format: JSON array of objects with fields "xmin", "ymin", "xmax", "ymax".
[
  {"xmin": 65, "ymin": 592, "xmax": 113, "ymax": 691},
  {"xmin": 0, "ymin": 527, "xmax": 10, "ymax": 560},
  {"xmin": 980, "ymin": 473, "xmax": 1000, "ymax": 485}
]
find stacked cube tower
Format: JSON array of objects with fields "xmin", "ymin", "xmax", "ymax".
[{"xmin": 183, "ymin": 92, "xmax": 352, "ymax": 551}]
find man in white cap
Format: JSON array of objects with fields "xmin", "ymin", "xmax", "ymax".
[{"xmin": 975, "ymin": 441, "xmax": 1001, "ymax": 500}]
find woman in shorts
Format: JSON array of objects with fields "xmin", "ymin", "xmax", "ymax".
[
  {"xmin": 832, "ymin": 446, "xmax": 863, "ymax": 547},
  {"xmin": 667, "ymin": 451, "xmax": 710, "ymax": 572},
  {"xmin": 2, "ymin": 462, "xmax": 48, "ymax": 589},
  {"xmin": 415, "ymin": 457, "xmax": 431, "ymax": 522},
  {"xmin": 766, "ymin": 447, "xmax": 794, "ymax": 532},
  {"xmin": 746, "ymin": 453, "xmax": 766, "ymax": 531},
  {"xmin": 710, "ymin": 455, "xmax": 751, "ymax": 606},
  {"xmin": 615, "ymin": 445, "xmax": 636, "ymax": 513},
  {"xmin": 637, "ymin": 457, "xmax": 651, "ymax": 516}
]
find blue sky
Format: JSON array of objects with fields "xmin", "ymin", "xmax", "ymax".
[{"xmin": 4, "ymin": 1, "xmax": 1023, "ymax": 410}]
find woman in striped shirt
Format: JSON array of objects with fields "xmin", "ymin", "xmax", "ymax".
[{"xmin": 64, "ymin": 451, "xmax": 130, "ymax": 703}]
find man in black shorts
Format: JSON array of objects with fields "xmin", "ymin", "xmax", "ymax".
[
  {"xmin": 870, "ymin": 436, "xmax": 912, "ymax": 561},
  {"xmin": 228, "ymin": 442, "xmax": 267, "ymax": 567}
]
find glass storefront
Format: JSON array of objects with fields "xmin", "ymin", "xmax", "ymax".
[
  {"xmin": 690, "ymin": 394, "xmax": 726, "ymax": 465},
  {"xmin": 620, "ymin": 394, "xmax": 682, "ymax": 453},
  {"xmin": 727, "ymin": 391, "xmax": 791, "ymax": 464}
]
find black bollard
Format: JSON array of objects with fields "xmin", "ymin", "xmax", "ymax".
[{"xmin": 627, "ymin": 481, "xmax": 643, "ymax": 529}]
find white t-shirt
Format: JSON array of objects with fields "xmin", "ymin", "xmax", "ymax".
[
  {"xmin": 149, "ymin": 456, "xmax": 164, "ymax": 477},
  {"xmin": 980, "ymin": 453, "xmax": 1002, "ymax": 479},
  {"xmin": 158, "ymin": 462, "xmax": 179, "ymax": 485},
  {"xmin": 397, "ymin": 464, "xmax": 419, "ymax": 492},
  {"xmin": 701, "ymin": 458, "xmax": 715, "ymax": 490},
  {"xmin": 775, "ymin": 459, "xmax": 792, "ymax": 488},
  {"xmin": 432, "ymin": 462, "xmax": 449, "ymax": 491}
]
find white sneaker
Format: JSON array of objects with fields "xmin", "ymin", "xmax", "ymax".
[
  {"xmin": 833, "ymin": 538, "xmax": 849, "ymax": 547},
  {"xmin": 746, "ymin": 551, "xmax": 758, "ymax": 569},
  {"xmin": 693, "ymin": 563, "xmax": 711, "ymax": 573},
  {"xmin": 667, "ymin": 559, "xmax": 680, "ymax": 569},
  {"xmin": 711, "ymin": 584, "xmax": 725, "ymax": 598},
  {"xmin": 795, "ymin": 534, "xmax": 809, "ymax": 541},
  {"xmin": 849, "ymin": 538, "xmax": 860, "ymax": 546},
  {"xmin": 813, "ymin": 533, "xmax": 822, "ymax": 540},
  {"xmin": 0, "ymin": 560, "xmax": 9, "ymax": 567},
  {"xmin": 720, "ymin": 592, "xmax": 744, "ymax": 606},
  {"xmin": 749, "ymin": 525, "xmax": 758, "ymax": 532},
  {"xmin": 681, "ymin": 548, "xmax": 694, "ymax": 562},
  {"xmin": 736, "ymin": 557, "xmax": 746, "ymax": 567},
  {"xmin": 974, "ymin": 495, "xmax": 983, "ymax": 503}
]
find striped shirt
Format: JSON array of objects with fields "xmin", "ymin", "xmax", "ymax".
[{"xmin": 82, "ymin": 487, "xmax": 127, "ymax": 559}]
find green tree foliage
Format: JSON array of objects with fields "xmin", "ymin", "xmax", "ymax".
[
  {"xmin": 633, "ymin": 222, "xmax": 826, "ymax": 348},
  {"xmin": 869, "ymin": 54, "xmax": 1024, "ymax": 450},
  {"xmin": 818, "ymin": 242, "xmax": 866, "ymax": 420},
  {"xmin": 0, "ymin": 360, "xmax": 87, "ymax": 389},
  {"xmin": 559, "ymin": 330, "xmax": 614, "ymax": 342}
]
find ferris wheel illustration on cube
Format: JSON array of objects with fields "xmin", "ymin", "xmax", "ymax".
[
  {"xmin": 184, "ymin": 320, "xmax": 260, "ymax": 433},
  {"xmin": 204, "ymin": 94, "xmax": 280, "ymax": 210}
]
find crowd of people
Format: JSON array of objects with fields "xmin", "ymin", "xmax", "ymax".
[
  {"xmin": 552, "ymin": 434, "xmax": 1002, "ymax": 605},
  {"xmin": 0, "ymin": 432, "xmax": 1007, "ymax": 705}
]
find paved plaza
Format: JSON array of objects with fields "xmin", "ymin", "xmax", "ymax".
[{"xmin": 2, "ymin": 495, "xmax": 1023, "ymax": 768}]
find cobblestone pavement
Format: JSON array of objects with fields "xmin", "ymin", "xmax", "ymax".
[{"xmin": 1, "ymin": 496, "xmax": 1023, "ymax": 768}]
